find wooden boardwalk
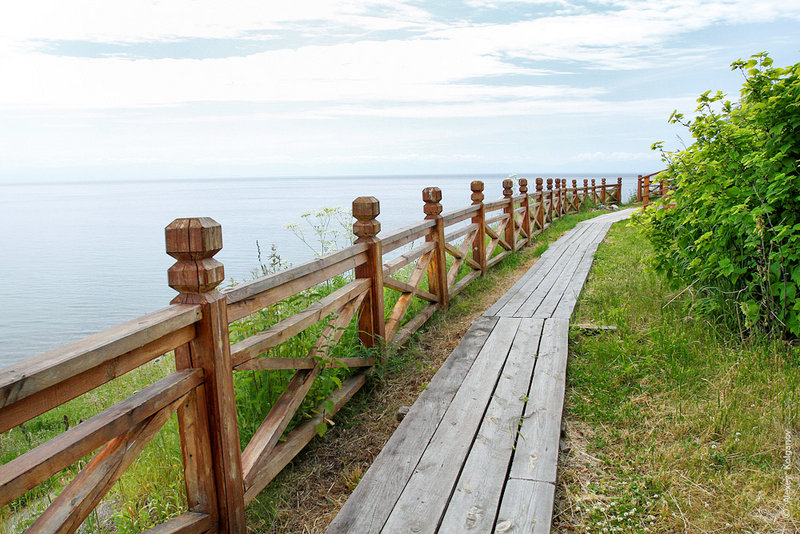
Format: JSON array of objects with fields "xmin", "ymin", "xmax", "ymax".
[{"xmin": 326, "ymin": 209, "xmax": 634, "ymax": 534}]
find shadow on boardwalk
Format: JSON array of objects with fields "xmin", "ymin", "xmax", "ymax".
[{"xmin": 327, "ymin": 208, "xmax": 635, "ymax": 534}]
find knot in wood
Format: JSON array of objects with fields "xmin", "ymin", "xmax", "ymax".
[
  {"xmin": 519, "ymin": 178, "xmax": 528, "ymax": 194},
  {"xmin": 502, "ymin": 179, "xmax": 513, "ymax": 198}
]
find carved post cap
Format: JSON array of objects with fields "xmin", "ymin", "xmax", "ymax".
[
  {"xmin": 602, "ymin": 178, "xmax": 607, "ymax": 184},
  {"xmin": 535, "ymin": 177, "xmax": 543, "ymax": 191},
  {"xmin": 591, "ymin": 178, "xmax": 596, "ymax": 185},
  {"xmin": 471, "ymin": 180, "xmax": 485, "ymax": 204},
  {"xmin": 423, "ymin": 187, "xmax": 443, "ymax": 217},
  {"xmin": 546, "ymin": 178, "xmax": 553, "ymax": 189},
  {"xmin": 572, "ymin": 179, "xmax": 577, "ymax": 188},
  {"xmin": 519, "ymin": 178, "xmax": 528, "ymax": 194},
  {"xmin": 502, "ymin": 179, "xmax": 514, "ymax": 198},
  {"xmin": 555, "ymin": 178, "xmax": 561, "ymax": 188},
  {"xmin": 353, "ymin": 196, "xmax": 381, "ymax": 239},
  {"xmin": 584, "ymin": 179, "xmax": 588, "ymax": 186},
  {"xmin": 166, "ymin": 217, "xmax": 224, "ymax": 296},
  {"xmin": 617, "ymin": 177, "xmax": 622, "ymax": 184}
]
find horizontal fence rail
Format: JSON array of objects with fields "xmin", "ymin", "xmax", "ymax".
[
  {"xmin": 0, "ymin": 176, "xmax": 626, "ymax": 533},
  {"xmin": 637, "ymin": 170, "xmax": 672, "ymax": 208}
]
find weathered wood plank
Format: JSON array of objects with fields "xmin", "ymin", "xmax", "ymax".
[
  {"xmin": 229, "ymin": 279, "xmax": 369, "ymax": 367},
  {"xmin": 438, "ymin": 318, "xmax": 544, "ymax": 533},
  {"xmin": 0, "ymin": 324, "xmax": 195, "ymax": 434},
  {"xmin": 224, "ymin": 243, "xmax": 367, "ymax": 304},
  {"xmin": 142, "ymin": 512, "xmax": 213, "ymax": 534},
  {"xmin": 493, "ymin": 478, "xmax": 556, "ymax": 534},
  {"xmin": 383, "ymin": 242, "xmax": 435, "ymax": 277},
  {"xmin": 0, "ymin": 369, "xmax": 202, "ymax": 507},
  {"xmin": 384, "ymin": 277, "xmax": 439, "ymax": 303},
  {"xmin": 442, "ymin": 205, "xmax": 480, "ymax": 225},
  {"xmin": 381, "ymin": 318, "xmax": 522, "ymax": 534},
  {"xmin": 235, "ymin": 356, "xmax": 375, "ymax": 371},
  {"xmin": 381, "ymin": 220, "xmax": 436, "ymax": 254},
  {"xmin": 0, "ymin": 305, "xmax": 201, "ymax": 409},
  {"xmin": 391, "ymin": 303, "xmax": 440, "ymax": 348},
  {"xmin": 325, "ymin": 316, "xmax": 499, "ymax": 534},
  {"xmin": 244, "ymin": 374, "xmax": 367, "ymax": 503},
  {"xmin": 509, "ymin": 318, "xmax": 569, "ymax": 485},
  {"xmin": 444, "ymin": 223, "xmax": 479, "ymax": 244},
  {"xmin": 450, "ymin": 270, "xmax": 480, "ymax": 298}
]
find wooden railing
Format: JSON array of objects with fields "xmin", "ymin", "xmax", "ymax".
[
  {"xmin": 0, "ymin": 176, "xmax": 622, "ymax": 533},
  {"xmin": 637, "ymin": 170, "xmax": 671, "ymax": 207}
]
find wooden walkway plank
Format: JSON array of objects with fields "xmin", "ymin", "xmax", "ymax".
[
  {"xmin": 325, "ymin": 316, "xmax": 499, "ymax": 534},
  {"xmin": 508, "ymin": 318, "xmax": 569, "ymax": 485},
  {"xmin": 493, "ymin": 478, "xmax": 556, "ymax": 534},
  {"xmin": 380, "ymin": 318, "xmax": 523, "ymax": 534},
  {"xmin": 483, "ymin": 224, "xmax": 592, "ymax": 317},
  {"xmin": 437, "ymin": 318, "xmax": 544, "ymax": 533}
]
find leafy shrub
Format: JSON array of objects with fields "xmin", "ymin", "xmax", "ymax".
[{"xmin": 644, "ymin": 52, "xmax": 800, "ymax": 337}]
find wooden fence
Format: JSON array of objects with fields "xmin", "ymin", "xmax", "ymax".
[
  {"xmin": 0, "ymin": 176, "xmax": 622, "ymax": 533},
  {"xmin": 637, "ymin": 170, "xmax": 671, "ymax": 208}
]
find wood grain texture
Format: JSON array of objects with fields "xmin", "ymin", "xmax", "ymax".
[
  {"xmin": 494, "ymin": 479, "xmax": 556, "ymax": 534},
  {"xmin": 381, "ymin": 318, "xmax": 522, "ymax": 534},
  {"xmin": 438, "ymin": 318, "xmax": 544, "ymax": 533},
  {"xmin": 325, "ymin": 316, "xmax": 499, "ymax": 534},
  {"xmin": 141, "ymin": 512, "xmax": 212, "ymax": 534},
  {"xmin": 509, "ymin": 318, "xmax": 569, "ymax": 485},
  {"xmin": 0, "ymin": 305, "xmax": 201, "ymax": 410}
]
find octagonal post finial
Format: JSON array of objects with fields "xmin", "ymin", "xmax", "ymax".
[
  {"xmin": 353, "ymin": 196, "xmax": 381, "ymax": 240},
  {"xmin": 165, "ymin": 217, "xmax": 224, "ymax": 303},
  {"xmin": 422, "ymin": 187, "xmax": 443, "ymax": 218},
  {"xmin": 471, "ymin": 180, "xmax": 484, "ymax": 204}
]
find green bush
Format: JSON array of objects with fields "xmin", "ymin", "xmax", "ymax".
[{"xmin": 644, "ymin": 52, "xmax": 800, "ymax": 337}]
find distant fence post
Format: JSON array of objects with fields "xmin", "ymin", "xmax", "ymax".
[
  {"xmin": 353, "ymin": 197, "xmax": 386, "ymax": 347},
  {"xmin": 423, "ymin": 187, "xmax": 450, "ymax": 310},
  {"xmin": 165, "ymin": 217, "xmax": 246, "ymax": 533},
  {"xmin": 571, "ymin": 179, "xmax": 579, "ymax": 212},
  {"xmin": 660, "ymin": 176, "xmax": 667, "ymax": 197},
  {"xmin": 599, "ymin": 178, "xmax": 606, "ymax": 204},
  {"xmin": 471, "ymin": 181, "xmax": 487, "ymax": 276},
  {"xmin": 643, "ymin": 175, "xmax": 650, "ymax": 208},
  {"xmin": 583, "ymin": 179, "xmax": 589, "ymax": 205},
  {"xmin": 503, "ymin": 179, "xmax": 516, "ymax": 251},
  {"xmin": 519, "ymin": 178, "xmax": 531, "ymax": 244},
  {"xmin": 535, "ymin": 178, "xmax": 545, "ymax": 232},
  {"xmin": 616, "ymin": 177, "xmax": 622, "ymax": 204},
  {"xmin": 637, "ymin": 174, "xmax": 643, "ymax": 202},
  {"xmin": 560, "ymin": 179, "xmax": 567, "ymax": 216},
  {"xmin": 546, "ymin": 178, "xmax": 554, "ymax": 222},
  {"xmin": 591, "ymin": 179, "xmax": 597, "ymax": 203}
]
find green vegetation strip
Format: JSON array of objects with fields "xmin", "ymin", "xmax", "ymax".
[{"xmin": 556, "ymin": 219, "xmax": 800, "ymax": 532}]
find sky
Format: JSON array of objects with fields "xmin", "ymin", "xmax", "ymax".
[{"xmin": 0, "ymin": 0, "xmax": 799, "ymax": 182}]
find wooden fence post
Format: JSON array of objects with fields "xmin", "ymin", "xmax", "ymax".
[
  {"xmin": 583, "ymin": 179, "xmax": 589, "ymax": 205},
  {"xmin": 535, "ymin": 178, "xmax": 545, "ymax": 232},
  {"xmin": 616, "ymin": 177, "xmax": 622, "ymax": 204},
  {"xmin": 572, "ymin": 179, "xmax": 578, "ymax": 212},
  {"xmin": 660, "ymin": 176, "xmax": 667, "ymax": 197},
  {"xmin": 166, "ymin": 218, "xmax": 246, "ymax": 533},
  {"xmin": 471, "ymin": 181, "xmax": 487, "ymax": 276},
  {"xmin": 555, "ymin": 179, "xmax": 562, "ymax": 217},
  {"xmin": 643, "ymin": 175, "xmax": 650, "ymax": 208},
  {"xmin": 519, "ymin": 178, "xmax": 530, "ymax": 244},
  {"xmin": 560, "ymin": 179, "xmax": 567, "ymax": 216},
  {"xmin": 423, "ymin": 187, "xmax": 450, "ymax": 310},
  {"xmin": 599, "ymin": 178, "xmax": 606, "ymax": 204},
  {"xmin": 502, "ymin": 179, "xmax": 516, "ymax": 252},
  {"xmin": 637, "ymin": 174, "xmax": 643, "ymax": 202},
  {"xmin": 353, "ymin": 197, "xmax": 386, "ymax": 347},
  {"xmin": 591, "ymin": 179, "xmax": 597, "ymax": 203},
  {"xmin": 546, "ymin": 178, "xmax": 554, "ymax": 222}
]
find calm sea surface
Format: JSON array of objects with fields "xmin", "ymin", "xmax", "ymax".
[{"xmin": 1, "ymin": 173, "xmax": 638, "ymax": 368}]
